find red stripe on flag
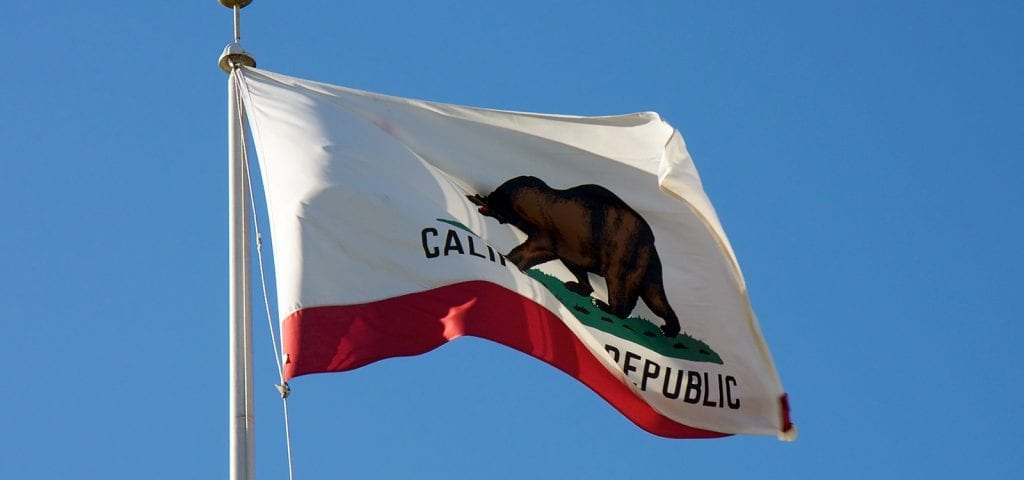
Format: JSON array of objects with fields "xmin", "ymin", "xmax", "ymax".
[{"xmin": 281, "ymin": 281, "xmax": 728, "ymax": 439}]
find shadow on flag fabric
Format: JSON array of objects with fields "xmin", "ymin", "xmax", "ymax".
[{"xmin": 237, "ymin": 67, "xmax": 795, "ymax": 440}]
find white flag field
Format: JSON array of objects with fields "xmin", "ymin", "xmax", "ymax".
[{"xmin": 237, "ymin": 67, "xmax": 794, "ymax": 439}]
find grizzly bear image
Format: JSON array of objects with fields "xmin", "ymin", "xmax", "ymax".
[{"xmin": 467, "ymin": 176, "xmax": 682, "ymax": 338}]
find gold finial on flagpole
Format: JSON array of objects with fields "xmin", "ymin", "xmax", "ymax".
[{"xmin": 219, "ymin": 0, "xmax": 256, "ymax": 73}]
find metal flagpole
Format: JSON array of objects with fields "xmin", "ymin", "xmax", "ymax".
[{"xmin": 219, "ymin": 1, "xmax": 256, "ymax": 479}]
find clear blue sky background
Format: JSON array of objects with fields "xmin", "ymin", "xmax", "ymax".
[{"xmin": 2, "ymin": 1, "xmax": 1021, "ymax": 478}]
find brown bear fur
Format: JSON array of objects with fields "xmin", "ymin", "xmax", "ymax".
[{"xmin": 468, "ymin": 176, "xmax": 681, "ymax": 337}]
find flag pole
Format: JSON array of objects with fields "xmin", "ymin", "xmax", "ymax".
[{"xmin": 219, "ymin": 1, "xmax": 256, "ymax": 480}]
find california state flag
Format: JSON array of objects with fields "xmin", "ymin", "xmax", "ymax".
[{"xmin": 238, "ymin": 67, "xmax": 794, "ymax": 439}]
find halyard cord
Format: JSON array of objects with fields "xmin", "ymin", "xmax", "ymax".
[{"xmin": 232, "ymin": 65, "xmax": 297, "ymax": 480}]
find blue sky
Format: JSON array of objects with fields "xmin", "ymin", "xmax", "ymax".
[{"xmin": 2, "ymin": 1, "xmax": 1021, "ymax": 478}]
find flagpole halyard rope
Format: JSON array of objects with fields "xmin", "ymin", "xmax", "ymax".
[{"xmin": 232, "ymin": 65, "xmax": 298, "ymax": 480}]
